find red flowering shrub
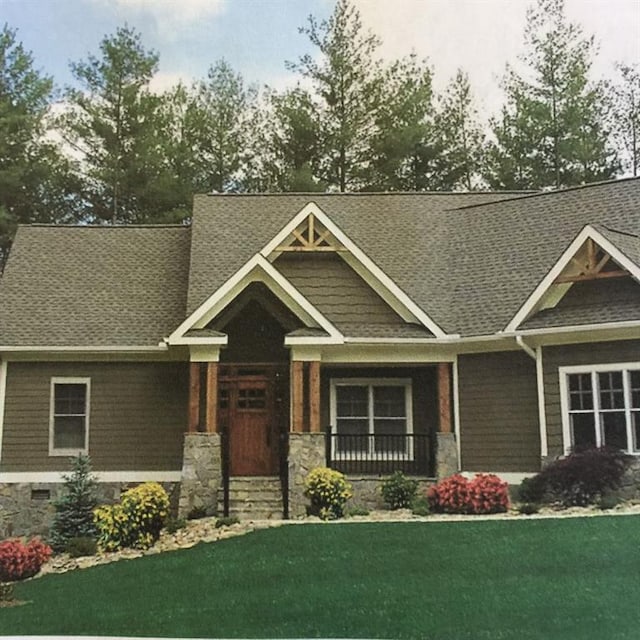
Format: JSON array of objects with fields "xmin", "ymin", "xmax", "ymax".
[
  {"xmin": 0, "ymin": 538, "xmax": 52, "ymax": 582},
  {"xmin": 427, "ymin": 473, "xmax": 509, "ymax": 515}
]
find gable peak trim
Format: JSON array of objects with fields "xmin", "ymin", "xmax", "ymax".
[
  {"xmin": 504, "ymin": 224, "xmax": 640, "ymax": 332},
  {"xmin": 261, "ymin": 202, "xmax": 449, "ymax": 338}
]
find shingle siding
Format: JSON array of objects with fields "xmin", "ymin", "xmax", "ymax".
[
  {"xmin": 0, "ymin": 362, "xmax": 188, "ymax": 472},
  {"xmin": 542, "ymin": 340, "xmax": 640, "ymax": 458},
  {"xmin": 458, "ymin": 351, "xmax": 540, "ymax": 472}
]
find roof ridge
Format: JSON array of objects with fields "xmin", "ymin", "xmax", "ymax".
[
  {"xmin": 450, "ymin": 176, "xmax": 640, "ymax": 211},
  {"xmin": 25, "ymin": 224, "xmax": 189, "ymax": 229},
  {"xmin": 598, "ymin": 224, "xmax": 640, "ymax": 239},
  {"xmin": 195, "ymin": 190, "xmax": 533, "ymax": 198}
]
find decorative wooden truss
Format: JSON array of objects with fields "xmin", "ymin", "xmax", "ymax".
[
  {"xmin": 553, "ymin": 238, "xmax": 628, "ymax": 284},
  {"xmin": 275, "ymin": 213, "xmax": 346, "ymax": 253}
]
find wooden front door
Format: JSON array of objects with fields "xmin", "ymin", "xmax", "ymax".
[{"xmin": 219, "ymin": 366, "xmax": 286, "ymax": 476}]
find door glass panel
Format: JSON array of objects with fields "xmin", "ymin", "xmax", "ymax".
[{"xmin": 237, "ymin": 388, "xmax": 266, "ymax": 409}]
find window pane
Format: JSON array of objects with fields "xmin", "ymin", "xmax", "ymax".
[
  {"xmin": 599, "ymin": 372, "xmax": 624, "ymax": 410},
  {"xmin": 374, "ymin": 418, "xmax": 407, "ymax": 453},
  {"xmin": 631, "ymin": 372, "xmax": 640, "ymax": 409},
  {"xmin": 336, "ymin": 386, "xmax": 368, "ymax": 417},
  {"xmin": 54, "ymin": 383, "xmax": 86, "ymax": 415},
  {"xmin": 632, "ymin": 412, "xmax": 640, "ymax": 452},
  {"xmin": 601, "ymin": 412, "xmax": 628, "ymax": 450},
  {"xmin": 568, "ymin": 374, "xmax": 593, "ymax": 410},
  {"xmin": 571, "ymin": 413, "xmax": 596, "ymax": 448},
  {"xmin": 54, "ymin": 416, "xmax": 85, "ymax": 449},
  {"xmin": 373, "ymin": 387, "xmax": 405, "ymax": 418},
  {"xmin": 336, "ymin": 418, "xmax": 368, "ymax": 453}
]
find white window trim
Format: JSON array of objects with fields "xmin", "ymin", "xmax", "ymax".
[
  {"xmin": 559, "ymin": 363, "xmax": 640, "ymax": 456},
  {"xmin": 49, "ymin": 377, "xmax": 91, "ymax": 457},
  {"xmin": 329, "ymin": 378, "xmax": 413, "ymax": 461}
]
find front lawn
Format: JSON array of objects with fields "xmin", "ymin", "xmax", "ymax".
[{"xmin": 2, "ymin": 516, "xmax": 639, "ymax": 639}]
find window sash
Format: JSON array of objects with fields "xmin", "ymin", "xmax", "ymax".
[
  {"xmin": 331, "ymin": 379, "xmax": 413, "ymax": 460},
  {"xmin": 49, "ymin": 378, "xmax": 90, "ymax": 456},
  {"xmin": 564, "ymin": 367, "xmax": 640, "ymax": 454}
]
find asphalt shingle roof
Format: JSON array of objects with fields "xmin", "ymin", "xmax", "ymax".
[
  {"xmin": 1, "ymin": 179, "xmax": 639, "ymax": 347},
  {"xmin": 0, "ymin": 226, "xmax": 190, "ymax": 346}
]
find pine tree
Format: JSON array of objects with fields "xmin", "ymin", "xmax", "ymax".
[
  {"xmin": 486, "ymin": 0, "xmax": 619, "ymax": 189},
  {"xmin": 611, "ymin": 63, "xmax": 640, "ymax": 177},
  {"xmin": 49, "ymin": 454, "xmax": 98, "ymax": 552}
]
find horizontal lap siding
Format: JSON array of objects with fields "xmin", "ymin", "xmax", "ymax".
[
  {"xmin": 459, "ymin": 352, "xmax": 540, "ymax": 472},
  {"xmin": 543, "ymin": 340, "xmax": 640, "ymax": 458},
  {"xmin": 1, "ymin": 362, "xmax": 188, "ymax": 472}
]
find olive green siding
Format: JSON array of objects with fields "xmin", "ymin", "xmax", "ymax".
[
  {"xmin": 275, "ymin": 254, "xmax": 403, "ymax": 326},
  {"xmin": 458, "ymin": 351, "xmax": 540, "ymax": 472},
  {"xmin": 542, "ymin": 340, "xmax": 640, "ymax": 457},
  {"xmin": 1, "ymin": 361, "xmax": 188, "ymax": 472}
]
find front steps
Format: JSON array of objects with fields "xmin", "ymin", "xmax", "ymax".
[{"xmin": 219, "ymin": 476, "xmax": 285, "ymax": 520}]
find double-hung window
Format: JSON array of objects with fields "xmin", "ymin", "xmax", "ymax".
[
  {"xmin": 330, "ymin": 379, "xmax": 413, "ymax": 459},
  {"xmin": 49, "ymin": 378, "xmax": 90, "ymax": 456},
  {"xmin": 561, "ymin": 365, "xmax": 640, "ymax": 454}
]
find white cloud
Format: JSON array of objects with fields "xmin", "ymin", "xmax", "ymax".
[
  {"xmin": 149, "ymin": 71, "xmax": 190, "ymax": 93},
  {"xmin": 93, "ymin": 0, "xmax": 227, "ymax": 31},
  {"xmin": 352, "ymin": 0, "xmax": 640, "ymax": 118}
]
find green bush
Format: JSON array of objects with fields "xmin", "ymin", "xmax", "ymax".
[
  {"xmin": 410, "ymin": 496, "xmax": 430, "ymax": 516},
  {"xmin": 165, "ymin": 517, "xmax": 187, "ymax": 534},
  {"xmin": 187, "ymin": 506, "xmax": 207, "ymax": 520},
  {"xmin": 215, "ymin": 516, "xmax": 240, "ymax": 528},
  {"xmin": 94, "ymin": 482, "xmax": 170, "ymax": 551},
  {"xmin": 346, "ymin": 506, "xmax": 370, "ymax": 517},
  {"xmin": 519, "ymin": 447, "xmax": 630, "ymax": 507},
  {"xmin": 66, "ymin": 536, "xmax": 98, "ymax": 557},
  {"xmin": 380, "ymin": 471, "xmax": 418, "ymax": 509},
  {"xmin": 517, "ymin": 502, "xmax": 540, "ymax": 515},
  {"xmin": 597, "ymin": 494, "xmax": 623, "ymax": 511},
  {"xmin": 49, "ymin": 454, "xmax": 98, "ymax": 552},
  {"xmin": 304, "ymin": 467, "xmax": 352, "ymax": 520}
]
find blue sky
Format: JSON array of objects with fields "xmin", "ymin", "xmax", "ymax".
[{"xmin": 1, "ymin": 0, "xmax": 639, "ymax": 115}]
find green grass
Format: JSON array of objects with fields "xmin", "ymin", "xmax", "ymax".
[{"xmin": 2, "ymin": 516, "xmax": 640, "ymax": 639}]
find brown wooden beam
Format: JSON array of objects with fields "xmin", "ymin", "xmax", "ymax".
[
  {"xmin": 554, "ymin": 269, "xmax": 628, "ymax": 284},
  {"xmin": 205, "ymin": 361, "xmax": 218, "ymax": 434},
  {"xmin": 308, "ymin": 361, "xmax": 321, "ymax": 433},
  {"xmin": 188, "ymin": 362, "xmax": 201, "ymax": 433},
  {"xmin": 291, "ymin": 361, "xmax": 304, "ymax": 433},
  {"xmin": 438, "ymin": 362, "xmax": 452, "ymax": 434}
]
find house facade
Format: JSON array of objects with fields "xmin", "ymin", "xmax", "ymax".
[{"xmin": 0, "ymin": 179, "xmax": 639, "ymax": 535}]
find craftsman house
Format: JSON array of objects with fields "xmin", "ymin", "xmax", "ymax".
[{"xmin": 0, "ymin": 178, "xmax": 639, "ymax": 534}]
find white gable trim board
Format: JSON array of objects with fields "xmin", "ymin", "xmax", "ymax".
[
  {"xmin": 504, "ymin": 225, "xmax": 640, "ymax": 333},
  {"xmin": 262, "ymin": 202, "xmax": 449, "ymax": 338},
  {"xmin": 168, "ymin": 253, "xmax": 343, "ymax": 345}
]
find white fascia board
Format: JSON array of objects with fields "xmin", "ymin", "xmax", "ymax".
[
  {"xmin": 0, "ymin": 471, "xmax": 182, "ymax": 483},
  {"xmin": 261, "ymin": 201, "xmax": 449, "ymax": 338},
  {"xmin": 168, "ymin": 253, "xmax": 343, "ymax": 343},
  {"xmin": 284, "ymin": 336, "xmax": 344, "ymax": 346},
  {"xmin": 0, "ymin": 345, "xmax": 168, "ymax": 353},
  {"xmin": 168, "ymin": 336, "xmax": 228, "ymax": 346},
  {"xmin": 506, "ymin": 319, "xmax": 640, "ymax": 338},
  {"xmin": 505, "ymin": 225, "xmax": 640, "ymax": 332}
]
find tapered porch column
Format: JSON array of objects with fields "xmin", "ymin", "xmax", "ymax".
[
  {"xmin": 436, "ymin": 361, "xmax": 457, "ymax": 478},
  {"xmin": 188, "ymin": 362, "xmax": 201, "ymax": 433},
  {"xmin": 205, "ymin": 362, "xmax": 219, "ymax": 433}
]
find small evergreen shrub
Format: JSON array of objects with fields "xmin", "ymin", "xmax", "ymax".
[
  {"xmin": 519, "ymin": 447, "xmax": 630, "ymax": 507},
  {"xmin": 0, "ymin": 538, "xmax": 52, "ymax": 582},
  {"xmin": 187, "ymin": 506, "xmax": 207, "ymax": 520},
  {"xmin": 427, "ymin": 473, "xmax": 509, "ymax": 514},
  {"xmin": 215, "ymin": 516, "xmax": 240, "ymax": 528},
  {"xmin": 346, "ymin": 506, "xmax": 371, "ymax": 517},
  {"xmin": 517, "ymin": 502, "xmax": 540, "ymax": 515},
  {"xmin": 66, "ymin": 536, "xmax": 98, "ymax": 558},
  {"xmin": 380, "ymin": 471, "xmax": 418, "ymax": 510},
  {"xmin": 304, "ymin": 467, "xmax": 353, "ymax": 520},
  {"xmin": 410, "ymin": 496, "xmax": 430, "ymax": 517},
  {"xmin": 48, "ymin": 454, "xmax": 98, "ymax": 552},
  {"xmin": 165, "ymin": 517, "xmax": 187, "ymax": 534},
  {"xmin": 94, "ymin": 482, "xmax": 169, "ymax": 551},
  {"xmin": 597, "ymin": 494, "xmax": 623, "ymax": 511}
]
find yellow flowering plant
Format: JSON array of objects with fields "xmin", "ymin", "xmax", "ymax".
[
  {"xmin": 304, "ymin": 467, "xmax": 352, "ymax": 520},
  {"xmin": 93, "ymin": 482, "xmax": 169, "ymax": 551}
]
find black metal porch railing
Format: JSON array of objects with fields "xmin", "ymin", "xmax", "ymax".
[{"xmin": 325, "ymin": 427, "xmax": 433, "ymax": 476}]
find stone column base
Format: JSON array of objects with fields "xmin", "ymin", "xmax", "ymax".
[
  {"xmin": 288, "ymin": 432, "xmax": 326, "ymax": 518},
  {"xmin": 436, "ymin": 432, "xmax": 458, "ymax": 479},
  {"xmin": 178, "ymin": 433, "xmax": 222, "ymax": 518}
]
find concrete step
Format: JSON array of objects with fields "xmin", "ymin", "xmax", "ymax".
[{"xmin": 219, "ymin": 476, "xmax": 284, "ymax": 520}]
